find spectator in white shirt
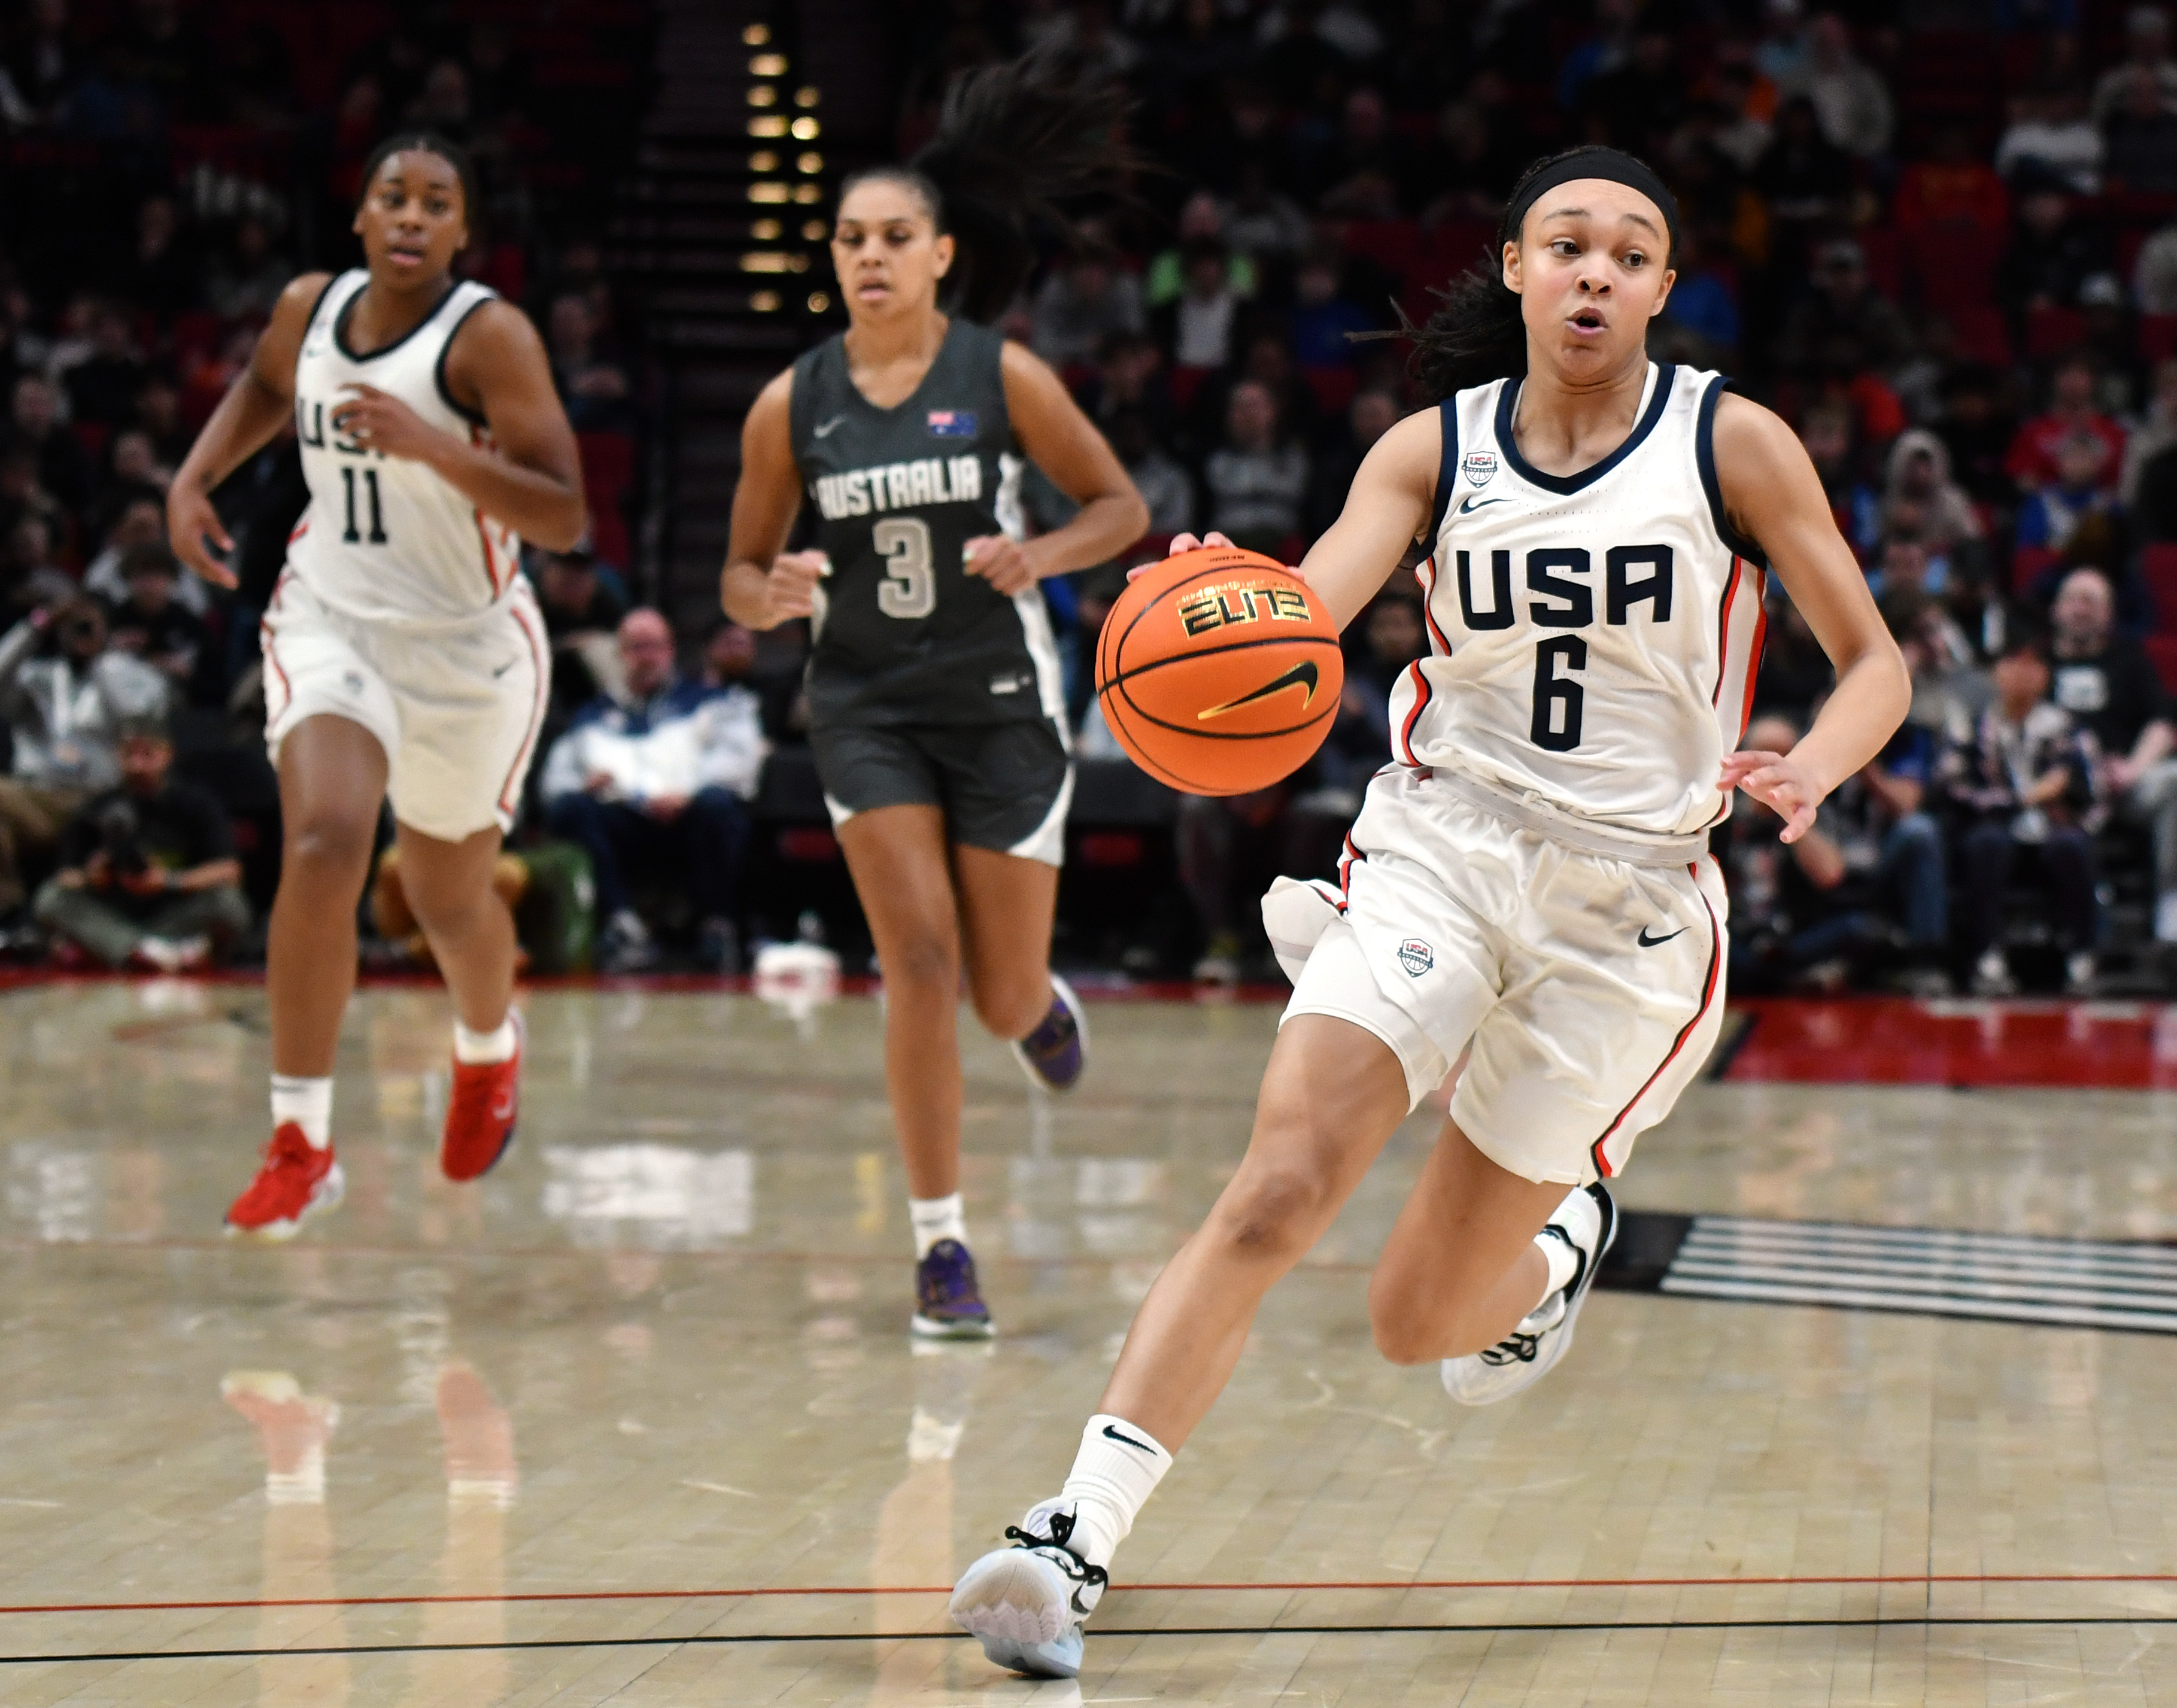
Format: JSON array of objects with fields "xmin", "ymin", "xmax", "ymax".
[
  {"xmin": 1777, "ymin": 12, "xmax": 1892, "ymax": 159},
  {"xmin": 2092, "ymin": 5, "xmax": 2177, "ymax": 123},
  {"xmin": 539, "ymin": 608, "xmax": 769, "ymax": 973},
  {"xmin": 1997, "ymin": 83, "xmax": 2105, "ymax": 194}
]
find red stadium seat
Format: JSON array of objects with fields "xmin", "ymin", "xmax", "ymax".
[
  {"xmin": 2012, "ymin": 543, "xmax": 2060, "ymax": 595},
  {"xmin": 2146, "ymin": 635, "xmax": 2177, "ymax": 694},
  {"xmin": 2027, "ymin": 304, "xmax": 2088, "ymax": 360},
  {"xmin": 1341, "ymin": 218, "xmax": 1420, "ymax": 284},
  {"xmin": 2142, "ymin": 543, "xmax": 2177, "ymax": 633},
  {"xmin": 1301, "ymin": 364, "xmax": 1359, "ymax": 416},
  {"xmin": 1168, "ymin": 364, "xmax": 1213, "ymax": 409},
  {"xmin": 1948, "ymin": 303, "xmax": 2013, "ymax": 366},
  {"xmin": 1903, "ymin": 224, "xmax": 2007, "ymax": 309},
  {"xmin": 2142, "ymin": 315, "xmax": 2177, "ymax": 365},
  {"xmin": 576, "ymin": 431, "xmax": 634, "ymax": 567}
]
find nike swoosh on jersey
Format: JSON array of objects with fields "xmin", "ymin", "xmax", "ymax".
[
  {"xmin": 1636, "ymin": 925, "xmax": 1689, "ymax": 947},
  {"xmin": 1196, "ymin": 660, "xmax": 1320, "ymax": 721},
  {"xmin": 812, "ymin": 415, "xmax": 847, "ymax": 437},
  {"xmin": 1458, "ymin": 494, "xmax": 1513, "ymax": 513},
  {"xmin": 1101, "ymin": 1422, "xmax": 1158, "ymax": 1453}
]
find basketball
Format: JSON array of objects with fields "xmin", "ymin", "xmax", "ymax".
[{"xmin": 1095, "ymin": 545, "xmax": 1345, "ymax": 797}]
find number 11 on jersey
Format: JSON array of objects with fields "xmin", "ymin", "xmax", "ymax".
[{"xmin": 341, "ymin": 466, "xmax": 387, "ymax": 546}]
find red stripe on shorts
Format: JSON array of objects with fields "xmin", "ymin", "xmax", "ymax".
[{"xmin": 496, "ymin": 599, "xmax": 549, "ymax": 817}]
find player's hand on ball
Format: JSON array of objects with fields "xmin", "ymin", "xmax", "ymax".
[
  {"xmin": 332, "ymin": 384, "xmax": 439, "ymax": 461},
  {"xmin": 760, "ymin": 550, "xmax": 825, "ymax": 624},
  {"xmin": 166, "ymin": 481, "xmax": 236, "ymax": 589},
  {"xmin": 1721, "ymin": 748, "xmax": 1823, "ymax": 844},
  {"xmin": 1130, "ymin": 531, "xmax": 1235, "ymax": 581},
  {"xmin": 964, "ymin": 535, "xmax": 1041, "ymax": 596}
]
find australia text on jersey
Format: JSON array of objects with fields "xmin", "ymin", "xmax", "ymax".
[{"xmin": 809, "ymin": 455, "xmax": 983, "ymax": 521}]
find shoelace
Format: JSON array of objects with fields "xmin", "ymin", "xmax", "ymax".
[
  {"xmin": 1478, "ymin": 1329, "xmax": 1543, "ymax": 1367},
  {"xmin": 1004, "ymin": 1508, "xmax": 1109, "ymax": 1613}
]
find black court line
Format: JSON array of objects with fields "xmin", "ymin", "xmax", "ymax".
[{"xmin": 13, "ymin": 1617, "xmax": 2177, "ymax": 1664}]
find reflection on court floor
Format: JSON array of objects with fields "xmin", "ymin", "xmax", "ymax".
[{"xmin": 0, "ymin": 979, "xmax": 2174, "ymax": 1705}]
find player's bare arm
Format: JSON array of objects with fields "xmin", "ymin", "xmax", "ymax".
[
  {"xmin": 720, "ymin": 368, "xmax": 822, "ymax": 630},
  {"xmin": 166, "ymin": 271, "xmax": 331, "ymax": 588},
  {"xmin": 1713, "ymin": 391, "xmax": 1910, "ymax": 843},
  {"xmin": 339, "ymin": 299, "xmax": 586, "ymax": 551},
  {"xmin": 963, "ymin": 342, "xmax": 1148, "ymax": 597}
]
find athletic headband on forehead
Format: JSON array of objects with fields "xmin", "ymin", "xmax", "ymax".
[{"xmin": 1503, "ymin": 148, "xmax": 1681, "ymax": 255}]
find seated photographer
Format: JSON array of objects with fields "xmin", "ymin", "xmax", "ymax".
[
  {"xmin": 33, "ymin": 715, "xmax": 248, "ymax": 970},
  {"xmin": 0, "ymin": 594, "xmax": 168, "ymax": 918},
  {"xmin": 539, "ymin": 607, "xmax": 768, "ymax": 974}
]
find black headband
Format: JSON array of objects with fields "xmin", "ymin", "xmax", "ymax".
[{"xmin": 1502, "ymin": 148, "xmax": 1681, "ymax": 257}]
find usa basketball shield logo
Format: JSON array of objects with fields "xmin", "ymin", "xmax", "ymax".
[
  {"xmin": 1398, "ymin": 938, "xmax": 1434, "ymax": 977},
  {"xmin": 1462, "ymin": 450, "xmax": 1498, "ymax": 487},
  {"xmin": 927, "ymin": 409, "xmax": 977, "ymax": 438}
]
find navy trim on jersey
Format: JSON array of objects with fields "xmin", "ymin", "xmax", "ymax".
[
  {"xmin": 333, "ymin": 273, "xmax": 466, "ymax": 363},
  {"xmin": 1493, "ymin": 362, "xmax": 1677, "ymax": 496},
  {"xmin": 1695, "ymin": 374, "xmax": 1768, "ymax": 567},
  {"xmin": 1425, "ymin": 395, "xmax": 1459, "ymax": 544},
  {"xmin": 433, "ymin": 293, "xmax": 499, "ymax": 427},
  {"xmin": 300, "ymin": 273, "xmax": 342, "ymax": 341}
]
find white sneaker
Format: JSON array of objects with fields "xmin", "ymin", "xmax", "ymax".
[
  {"xmin": 1971, "ymin": 947, "xmax": 2016, "ymax": 996},
  {"xmin": 949, "ymin": 1498, "xmax": 1106, "ymax": 1679},
  {"xmin": 2158, "ymin": 893, "xmax": 2177, "ymax": 944},
  {"xmin": 2066, "ymin": 950, "xmax": 2097, "ymax": 994},
  {"xmin": 1442, "ymin": 1182, "xmax": 1617, "ymax": 1406}
]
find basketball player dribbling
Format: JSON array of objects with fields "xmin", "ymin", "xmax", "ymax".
[
  {"xmin": 167, "ymin": 133, "xmax": 586, "ymax": 1237},
  {"xmin": 949, "ymin": 146, "xmax": 1912, "ymax": 1678},
  {"xmin": 722, "ymin": 53, "xmax": 1147, "ymax": 1340}
]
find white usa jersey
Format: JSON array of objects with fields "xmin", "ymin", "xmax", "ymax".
[
  {"xmin": 287, "ymin": 269, "xmax": 521, "ymax": 630},
  {"xmin": 1393, "ymin": 362, "xmax": 1768, "ymax": 847}
]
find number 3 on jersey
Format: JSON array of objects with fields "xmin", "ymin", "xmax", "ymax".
[
  {"xmin": 341, "ymin": 466, "xmax": 388, "ymax": 546},
  {"xmin": 874, "ymin": 516, "xmax": 935, "ymax": 619}
]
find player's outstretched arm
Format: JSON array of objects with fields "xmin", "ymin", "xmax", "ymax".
[
  {"xmin": 1713, "ymin": 391, "xmax": 1910, "ymax": 843},
  {"xmin": 721, "ymin": 369, "xmax": 824, "ymax": 631},
  {"xmin": 965, "ymin": 342, "xmax": 1149, "ymax": 597},
  {"xmin": 166, "ymin": 272, "xmax": 330, "ymax": 589},
  {"xmin": 348, "ymin": 300, "xmax": 587, "ymax": 551},
  {"xmin": 1291, "ymin": 407, "xmax": 1439, "ymax": 631}
]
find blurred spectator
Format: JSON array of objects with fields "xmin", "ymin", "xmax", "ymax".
[
  {"xmin": 2014, "ymin": 431, "xmax": 2128, "ymax": 596},
  {"xmin": 1799, "ymin": 401, "xmax": 1881, "ymax": 554},
  {"xmin": 7, "ymin": 0, "xmax": 77, "ymax": 124},
  {"xmin": 96, "ymin": 426, "xmax": 169, "ymax": 528},
  {"xmin": 1777, "ymin": 238, "xmax": 1914, "ymax": 375},
  {"xmin": 33, "ymin": 715, "xmax": 245, "ymax": 970},
  {"xmin": 1893, "ymin": 125, "xmax": 2009, "ymax": 230},
  {"xmin": 1219, "ymin": 158, "xmax": 1311, "ymax": 266},
  {"xmin": 12, "ymin": 375, "xmax": 89, "ymax": 518},
  {"xmin": 1286, "ymin": 244, "xmax": 1374, "ymax": 369},
  {"xmin": 1144, "ymin": 193, "xmax": 1256, "ymax": 308},
  {"xmin": 0, "ymin": 439, "xmax": 62, "ymax": 546},
  {"xmin": 4, "ymin": 516, "xmax": 74, "ymax": 617},
  {"xmin": 1996, "ymin": 169, "xmax": 2109, "ymax": 325},
  {"xmin": 1752, "ymin": 594, "xmax": 1834, "ymax": 723},
  {"xmin": 539, "ymin": 608, "xmax": 767, "ymax": 974},
  {"xmin": 2103, "ymin": 63, "xmax": 2177, "ymax": 193},
  {"xmin": 1933, "ymin": 364, "xmax": 2020, "ymax": 508},
  {"xmin": 1107, "ymin": 409, "xmax": 1194, "ymax": 536},
  {"xmin": 532, "ymin": 543, "xmax": 629, "ymax": 723},
  {"xmin": 2135, "ymin": 214, "xmax": 2177, "ymax": 313},
  {"xmin": 62, "ymin": 302, "xmax": 145, "ymax": 431},
  {"xmin": 2007, "ymin": 355, "xmax": 2125, "ymax": 491},
  {"xmin": 1076, "ymin": 332, "xmax": 1180, "ymax": 448},
  {"xmin": 547, "ymin": 293, "xmax": 631, "ymax": 433},
  {"xmin": 1751, "ymin": 95, "xmax": 1854, "ymax": 230},
  {"xmin": 1997, "ymin": 83, "xmax": 2103, "ymax": 192},
  {"xmin": 1941, "ymin": 634, "xmax": 2102, "ymax": 995},
  {"xmin": 1754, "ymin": 0, "xmax": 1811, "ymax": 84},
  {"xmin": 2047, "ymin": 567, "xmax": 2177, "ymax": 946},
  {"xmin": 1309, "ymin": 86, "xmax": 1404, "ymax": 217},
  {"xmin": 0, "ymin": 594, "xmax": 167, "ymax": 916},
  {"xmin": 1153, "ymin": 239, "xmax": 1241, "ymax": 371},
  {"xmin": 1882, "ymin": 429, "xmax": 1984, "ymax": 560},
  {"xmin": 122, "ymin": 196, "xmax": 196, "ymax": 315},
  {"xmin": 101, "ymin": 542, "xmax": 204, "ymax": 697},
  {"xmin": 83, "ymin": 493, "xmax": 202, "ymax": 614},
  {"xmin": 1654, "ymin": 224, "xmax": 1741, "ymax": 367},
  {"xmin": 1203, "ymin": 379, "xmax": 1306, "ymax": 556},
  {"xmin": 1305, "ymin": 386, "xmax": 1397, "ymax": 537},
  {"xmin": 2122, "ymin": 358, "xmax": 2177, "ymax": 504},
  {"xmin": 203, "ymin": 216, "xmax": 290, "ymax": 322},
  {"xmin": 1030, "ymin": 245, "xmax": 1146, "ymax": 372},
  {"xmin": 1775, "ymin": 12, "xmax": 1891, "ymax": 159},
  {"xmin": 2091, "ymin": 5, "xmax": 2177, "ymax": 123}
]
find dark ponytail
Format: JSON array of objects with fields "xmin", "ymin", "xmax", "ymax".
[
  {"xmin": 843, "ymin": 44, "xmax": 1145, "ymax": 323},
  {"xmin": 1395, "ymin": 145, "xmax": 1674, "ymax": 401}
]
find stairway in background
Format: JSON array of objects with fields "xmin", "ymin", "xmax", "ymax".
[{"xmin": 613, "ymin": 0, "xmax": 894, "ymax": 639}]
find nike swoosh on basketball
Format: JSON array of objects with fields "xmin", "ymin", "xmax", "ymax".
[
  {"xmin": 1101, "ymin": 1423, "xmax": 1156, "ymax": 1453},
  {"xmin": 1636, "ymin": 925, "xmax": 1689, "ymax": 947},
  {"xmin": 1196, "ymin": 660, "xmax": 1320, "ymax": 722},
  {"xmin": 812, "ymin": 415, "xmax": 847, "ymax": 438},
  {"xmin": 1459, "ymin": 494, "xmax": 1512, "ymax": 513}
]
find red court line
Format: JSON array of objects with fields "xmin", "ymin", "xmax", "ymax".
[{"xmin": 8, "ymin": 1575, "xmax": 2177, "ymax": 1616}]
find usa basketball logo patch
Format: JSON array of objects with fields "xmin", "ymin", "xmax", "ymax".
[
  {"xmin": 1397, "ymin": 938, "xmax": 1434, "ymax": 977},
  {"xmin": 927, "ymin": 410, "xmax": 977, "ymax": 438},
  {"xmin": 1462, "ymin": 450, "xmax": 1497, "ymax": 487}
]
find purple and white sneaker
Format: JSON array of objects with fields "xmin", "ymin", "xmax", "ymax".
[
  {"xmin": 1010, "ymin": 972, "xmax": 1088, "ymax": 1094},
  {"xmin": 912, "ymin": 1238, "xmax": 995, "ymax": 1339}
]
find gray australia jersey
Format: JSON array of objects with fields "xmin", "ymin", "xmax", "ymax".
[{"xmin": 787, "ymin": 320, "xmax": 1064, "ymax": 727}]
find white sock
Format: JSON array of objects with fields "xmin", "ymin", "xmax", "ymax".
[
  {"xmin": 453, "ymin": 1016, "xmax": 518, "ymax": 1065},
  {"xmin": 271, "ymin": 1075, "xmax": 333, "ymax": 1149},
  {"xmin": 1057, "ymin": 1414, "xmax": 1174, "ymax": 1569},
  {"xmin": 1532, "ymin": 1187, "xmax": 1598, "ymax": 1308},
  {"xmin": 909, "ymin": 1193, "xmax": 967, "ymax": 1258}
]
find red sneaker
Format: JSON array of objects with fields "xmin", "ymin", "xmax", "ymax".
[
  {"xmin": 224, "ymin": 1124, "xmax": 345, "ymax": 1239},
  {"xmin": 442, "ymin": 1013, "xmax": 523, "ymax": 1182}
]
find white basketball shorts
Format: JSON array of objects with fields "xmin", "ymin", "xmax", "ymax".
[
  {"xmin": 1265, "ymin": 765, "xmax": 1728, "ymax": 1188},
  {"xmin": 260, "ymin": 571, "xmax": 551, "ymax": 841}
]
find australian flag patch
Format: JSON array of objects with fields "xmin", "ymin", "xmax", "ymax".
[{"xmin": 927, "ymin": 409, "xmax": 977, "ymax": 438}]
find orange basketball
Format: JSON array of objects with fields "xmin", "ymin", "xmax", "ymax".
[{"xmin": 1094, "ymin": 545, "xmax": 1344, "ymax": 797}]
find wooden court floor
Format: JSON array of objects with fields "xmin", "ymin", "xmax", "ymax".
[{"xmin": 1, "ymin": 980, "xmax": 2176, "ymax": 1705}]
